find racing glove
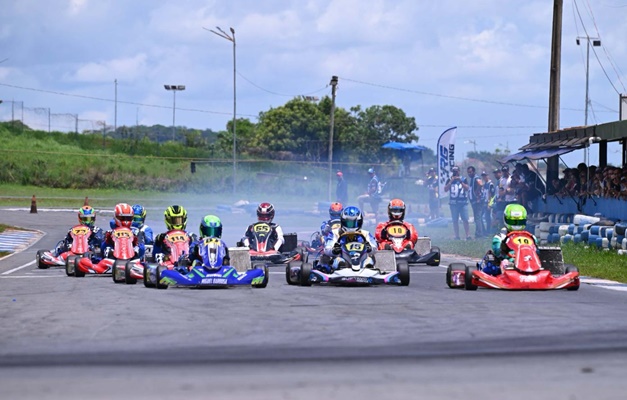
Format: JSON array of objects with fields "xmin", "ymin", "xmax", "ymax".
[
  {"xmin": 332, "ymin": 243, "xmax": 341, "ymax": 255},
  {"xmin": 365, "ymin": 243, "xmax": 373, "ymax": 253},
  {"xmin": 155, "ymin": 253, "xmax": 165, "ymax": 264}
]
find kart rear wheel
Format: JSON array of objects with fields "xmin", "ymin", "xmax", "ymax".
[
  {"xmin": 112, "ymin": 260, "xmax": 125, "ymax": 284},
  {"xmin": 36, "ymin": 250, "xmax": 49, "ymax": 269},
  {"xmin": 447, "ymin": 263, "xmax": 466, "ymax": 288},
  {"xmin": 426, "ymin": 246, "xmax": 441, "ymax": 266},
  {"xmin": 155, "ymin": 265, "xmax": 168, "ymax": 290},
  {"xmin": 124, "ymin": 260, "xmax": 137, "ymax": 285},
  {"xmin": 396, "ymin": 260, "xmax": 410, "ymax": 286},
  {"xmin": 253, "ymin": 265, "xmax": 269, "ymax": 289},
  {"xmin": 464, "ymin": 265, "xmax": 478, "ymax": 291},
  {"xmin": 73, "ymin": 257, "xmax": 85, "ymax": 278},
  {"xmin": 565, "ymin": 265, "xmax": 580, "ymax": 291},
  {"xmin": 143, "ymin": 265, "xmax": 155, "ymax": 288},
  {"xmin": 300, "ymin": 262, "xmax": 312, "ymax": 286}
]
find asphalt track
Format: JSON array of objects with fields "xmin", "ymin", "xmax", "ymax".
[{"xmin": 1, "ymin": 209, "xmax": 627, "ymax": 400}]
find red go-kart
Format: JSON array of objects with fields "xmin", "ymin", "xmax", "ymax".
[
  {"xmin": 447, "ymin": 230, "xmax": 580, "ymax": 291},
  {"xmin": 143, "ymin": 230, "xmax": 191, "ymax": 288},
  {"xmin": 70, "ymin": 227, "xmax": 142, "ymax": 280},
  {"xmin": 378, "ymin": 221, "xmax": 440, "ymax": 266},
  {"xmin": 37, "ymin": 225, "xmax": 93, "ymax": 271}
]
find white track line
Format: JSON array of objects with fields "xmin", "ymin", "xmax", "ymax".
[{"xmin": 1, "ymin": 260, "xmax": 35, "ymax": 275}]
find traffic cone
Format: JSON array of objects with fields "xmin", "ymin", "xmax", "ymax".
[
  {"xmin": 30, "ymin": 195, "xmax": 37, "ymax": 214},
  {"xmin": 84, "ymin": 197, "xmax": 89, "ymax": 206}
]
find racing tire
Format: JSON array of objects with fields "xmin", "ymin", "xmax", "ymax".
[
  {"xmin": 426, "ymin": 246, "xmax": 441, "ymax": 266},
  {"xmin": 286, "ymin": 261, "xmax": 301, "ymax": 285},
  {"xmin": 565, "ymin": 265, "xmax": 580, "ymax": 291},
  {"xmin": 155, "ymin": 265, "xmax": 168, "ymax": 290},
  {"xmin": 124, "ymin": 260, "xmax": 137, "ymax": 285},
  {"xmin": 299, "ymin": 262, "xmax": 313, "ymax": 286},
  {"xmin": 65, "ymin": 256, "xmax": 75, "ymax": 277},
  {"xmin": 112, "ymin": 260, "xmax": 125, "ymax": 284},
  {"xmin": 396, "ymin": 260, "xmax": 410, "ymax": 286},
  {"xmin": 73, "ymin": 257, "xmax": 85, "ymax": 278},
  {"xmin": 464, "ymin": 265, "xmax": 478, "ymax": 291},
  {"xmin": 447, "ymin": 263, "xmax": 466, "ymax": 289},
  {"xmin": 253, "ymin": 265, "xmax": 269, "ymax": 289},
  {"xmin": 36, "ymin": 250, "xmax": 49, "ymax": 269},
  {"xmin": 143, "ymin": 265, "xmax": 155, "ymax": 288}
]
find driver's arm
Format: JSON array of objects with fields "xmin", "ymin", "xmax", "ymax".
[{"xmin": 273, "ymin": 224, "xmax": 285, "ymax": 251}]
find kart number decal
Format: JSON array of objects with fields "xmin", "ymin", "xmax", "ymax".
[
  {"xmin": 166, "ymin": 233, "xmax": 189, "ymax": 243},
  {"xmin": 388, "ymin": 225, "xmax": 407, "ymax": 237},
  {"xmin": 511, "ymin": 236, "xmax": 533, "ymax": 245},
  {"xmin": 114, "ymin": 230, "xmax": 132, "ymax": 238},
  {"xmin": 203, "ymin": 237, "xmax": 220, "ymax": 245},
  {"xmin": 345, "ymin": 242, "xmax": 364, "ymax": 252},
  {"xmin": 253, "ymin": 224, "xmax": 271, "ymax": 233},
  {"xmin": 71, "ymin": 226, "xmax": 90, "ymax": 235},
  {"xmin": 519, "ymin": 275, "xmax": 538, "ymax": 282}
]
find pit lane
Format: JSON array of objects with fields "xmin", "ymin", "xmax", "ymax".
[{"xmin": 1, "ymin": 209, "xmax": 627, "ymax": 400}]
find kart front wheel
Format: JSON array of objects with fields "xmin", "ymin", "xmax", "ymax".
[
  {"xmin": 155, "ymin": 265, "xmax": 168, "ymax": 290},
  {"xmin": 73, "ymin": 257, "xmax": 85, "ymax": 278},
  {"xmin": 112, "ymin": 260, "xmax": 125, "ymax": 283},
  {"xmin": 396, "ymin": 260, "xmax": 410, "ymax": 286},
  {"xmin": 286, "ymin": 261, "xmax": 301, "ymax": 285},
  {"xmin": 124, "ymin": 261, "xmax": 137, "ymax": 285},
  {"xmin": 300, "ymin": 263, "xmax": 312, "ymax": 286},
  {"xmin": 65, "ymin": 256, "xmax": 75, "ymax": 277},
  {"xmin": 565, "ymin": 265, "xmax": 580, "ymax": 291},
  {"xmin": 143, "ymin": 265, "xmax": 155, "ymax": 288},
  {"xmin": 464, "ymin": 265, "xmax": 478, "ymax": 291},
  {"xmin": 447, "ymin": 263, "xmax": 466, "ymax": 289},
  {"xmin": 36, "ymin": 250, "xmax": 49, "ymax": 269},
  {"xmin": 253, "ymin": 265, "xmax": 269, "ymax": 289}
]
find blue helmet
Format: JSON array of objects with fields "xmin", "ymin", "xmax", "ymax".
[
  {"xmin": 340, "ymin": 206, "xmax": 363, "ymax": 232},
  {"xmin": 132, "ymin": 204, "xmax": 146, "ymax": 228}
]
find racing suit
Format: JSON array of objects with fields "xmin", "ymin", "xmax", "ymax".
[
  {"xmin": 101, "ymin": 229, "xmax": 143, "ymax": 260},
  {"xmin": 374, "ymin": 220, "xmax": 418, "ymax": 250},
  {"xmin": 189, "ymin": 238, "xmax": 231, "ymax": 267},
  {"xmin": 132, "ymin": 223, "xmax": 154, "ymax": 260},
  {"xmin": 153, "ymin": 230, "xmax": 197, "ymax": 264},
  {"xmin": 56, "ymin": 226, "xmax": 105, "ymax": 257},
  {"xmin": 241, "ymin": 222, "xmax": 285, "ymax": 251}
]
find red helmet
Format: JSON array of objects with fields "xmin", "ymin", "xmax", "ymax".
[
  {"xmin": 114, "ymin": 203, "xmax": 134, "ymax": 228},
  {"xmin": 257, "ymin": 202, "xmax": 275, "ymax": 222},
  {"xmin": 329, "ymin": 202, "xmax": 343, "ymax": 219},
  {"xmin": 388, "ymin": 199, "xmax": 406, "ymax": 221}
]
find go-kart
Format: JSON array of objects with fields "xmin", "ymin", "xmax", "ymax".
[
  {"xmin": 378, "ymin": 221, "xmax": 440, "ymax": 266},
  {"xmin": 142, "ymin": 230, "xmax": 191, "ymax": 287},
  {"xmin": 446, "ymin": 231, "xmax": 580, "ymax": 291},
  {"xmin": 303, "ymin": 219, "xmax": 341, "ymax": 260},
  {"xmin": 69, "ymin": 227, "xmax": 143, "ymax": 280},
  {"xmin": 150, "ymin": 237, "xmax": 268, "ymax": 289},
  {"xmin": 286, "ymin": 231, "xmax": 410, "ymax": 286},
  {"xmin": 241, "ymin": 222, "xmax": 303, "ymax": 265},
  {"xmin": 36, "ymin": 225, "xmax": 96, "ymax": 271}
]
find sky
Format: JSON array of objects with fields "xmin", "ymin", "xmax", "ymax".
[{"xmin": 1, "ymin": 0, "xmax": 626, "ymax": 167}]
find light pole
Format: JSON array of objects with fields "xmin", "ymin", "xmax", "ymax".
[
  {"xmin": 207, "ymin": 26, "xmax": 237, "ymax": 195},
  {"xmin": 576, "ymin": 36, "xmax": 601, "ymax": 126},
  {"xmin": 328, "ymin": 76, "xmax": 338, "ymax": 201},
  {"xmin": 164, "ymin": 84, "xmax": 185, "ymax": 141}
]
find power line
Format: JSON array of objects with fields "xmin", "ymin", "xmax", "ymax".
[{"xmin": 238, "ymin": 71, "xmax": 329, "ymax": 97}]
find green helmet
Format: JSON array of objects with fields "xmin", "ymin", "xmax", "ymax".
[
  {"xmin": 200, "ymin": 215, "xmax": 223, "ymax": 238},
  {"xmin": 504, "ymin": 203, "xmax": 527, "ymax": 231}
]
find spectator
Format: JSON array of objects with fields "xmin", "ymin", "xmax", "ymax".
[
  {"xmin": 426, "ymin": 168, "xmax": 440, "ymax": 220},
  {"xmin": 444, "ymin": 165, "xmax": 471, "ymax": 240},
  {"xmin": 357, "ymin": 168, "xmax": 382, "ymax": 218},
  {"xmin": 480, "ymin": 171, "xmax": 495, "ymax": 235},
  {"xmin": 467, "ymin": 166, "xmax": 484, "ymax": 238},
  {"xmin": 336, "ymin": 171, "xmax": 348, "ymax": 205}
]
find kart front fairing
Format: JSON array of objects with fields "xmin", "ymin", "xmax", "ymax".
[
  {"xmin": 308, "ymin": 267, "xmax": 403, "ymax": 286},
  {"xmin": 158, "ymin": 265, "xmax": 265, "ymax": 288}
]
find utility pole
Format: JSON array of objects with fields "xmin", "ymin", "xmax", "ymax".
[
  {"xmin": 114, "ymin": 79, "xmax": 118, "ymax": 135},
  {"xmin": 328, "ymin": 76, "xmax": 339, "ymax": 201},
  {"xmin": 547, "ymin": 0, "xmax": 563, "ymax": 187}
]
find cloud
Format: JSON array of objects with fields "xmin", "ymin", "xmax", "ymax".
[{"xmin": 67, "ymin": 54, "xmax": 149, "ymax": 83}]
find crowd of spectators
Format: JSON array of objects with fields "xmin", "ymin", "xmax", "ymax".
[{"xmin": 550, "ymin": 163, "xmax": 627, "ymax": 200}]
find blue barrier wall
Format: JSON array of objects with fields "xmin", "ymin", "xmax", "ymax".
[{"xmin": 534, "ymin": 196, "xmax": 627, "ymax": 221}]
